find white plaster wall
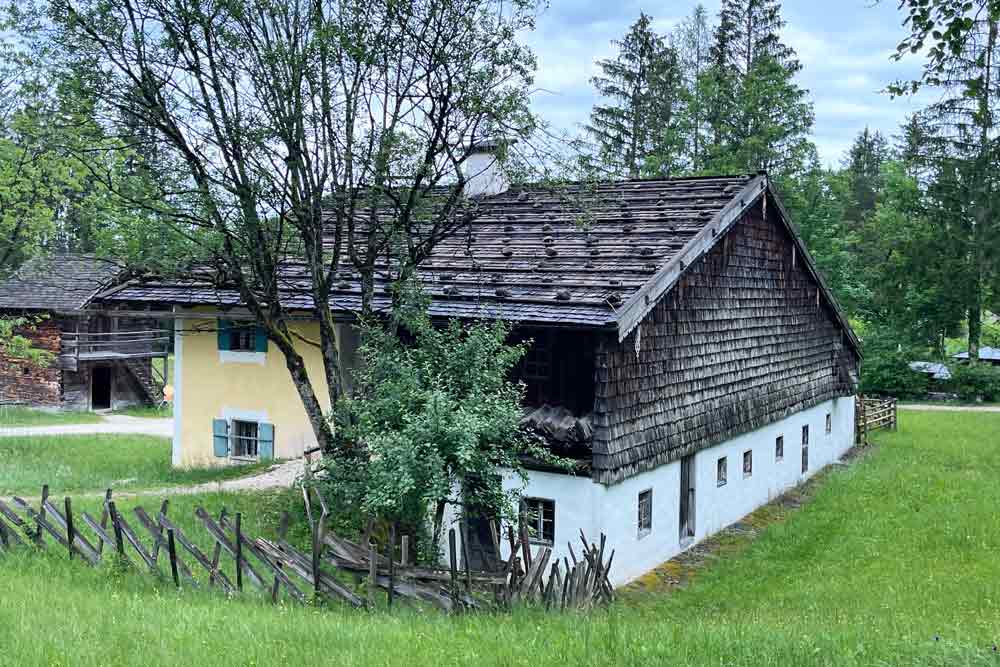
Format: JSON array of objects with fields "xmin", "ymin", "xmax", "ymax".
[{"xmin": 475, "ymin": 396, "xmax": 856, "ymax": 586}]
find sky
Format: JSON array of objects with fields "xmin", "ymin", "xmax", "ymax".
[{"xmin": 523, "ymin": 0, "xmax": 937, "ymax": 167}]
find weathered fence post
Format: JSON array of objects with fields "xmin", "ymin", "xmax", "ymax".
[
  {"xmin": 386, "ymin": 522, "xmax": 396, "ymax": 609},
  {"xmin": 64, "ymin": 497, "xmax": 75, "ymax": 560},
  {"xmin": 166, "ymin": 528, "xmax": 180, "ymax": 587},
  {"xmin": 109, "ymin": 501, "xmax": 125, "ymax": 558},
  {"xmin": 234, "ymin": 512, "xmax": 243, "ymax": 593},
  {"xmin": 367, "ymin": 539, "xmax": 378, "ymax": 609},
  {"xmin": 400, "ymin": 534, "xmax": 410, "ymax": 567},
  {"xmin": 448, "ymin": 528, "xmax": 459, "ymax": 611}
]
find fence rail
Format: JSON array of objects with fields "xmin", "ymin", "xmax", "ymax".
[
  {"xmin": 855, "ymin": 396, "xmax": 898, "ymax": 445},
  {"xmin": 59, "ymin": 329, "xmax": 172, "ymax": 366},
  {"xmin": 0, "ymin": 482, "xmax": 614, "ymax": 614}
]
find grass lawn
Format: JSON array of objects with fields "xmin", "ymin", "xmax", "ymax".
[
  {"xmin": 0, "ymin": 435, "xmax": 271, "ymax": 496},
  {"xmin": 0, "ymin": 406, "xmax": 104, "ymax": 427},
  {"xmin": 0, "ymin": 412, "xmax": 998, "ymax": 665}
]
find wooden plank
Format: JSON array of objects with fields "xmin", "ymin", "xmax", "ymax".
[
  {"xmin": 132, "ymin": 507, "xmax": 195, "ymax": 582},
  {"xmin": 158, "ymin": 515, "xmax": 233, "ymax": 593},
  {"xmin": 194, "ymin": 508, "xmax": 266, "ymax": 590},
  {"xmin": 167, "ymin": 529, "xmax": 180, "ymax": 587}
]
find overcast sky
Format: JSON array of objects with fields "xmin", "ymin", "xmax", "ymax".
[{"xmin": 524, "ymin": 1, "xmax": 936, "ymax": 167}]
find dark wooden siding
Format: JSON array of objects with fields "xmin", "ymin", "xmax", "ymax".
[{"xmin": 590, "ymin": 205, "xmax": 858, "ymax": 485}]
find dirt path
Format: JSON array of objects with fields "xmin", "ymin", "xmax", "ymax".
[
  {"xmin": 898, "ymin": 403, "xmax": 1000, "ymax": 413},
  {"xmin": 0, "ymin": 414, "xmax": 173, "ymax": 439}
]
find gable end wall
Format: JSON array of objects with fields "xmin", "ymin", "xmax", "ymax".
[{"xmin": 591, "ymin": 203, "xmax": 859, "ymax": 485}]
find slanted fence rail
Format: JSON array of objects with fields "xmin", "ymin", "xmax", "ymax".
[
  {"xmin": 855, "ymin": 396, "xmax": 898, "ymax": 445},
  {"xmin": 0, "ymin": 483, "xmax": 614, "ymax": 614}
]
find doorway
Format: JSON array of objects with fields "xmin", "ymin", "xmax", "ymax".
[
  {"xmin": 679, "ymin": 454, "xmax": 696, "ymax": 542},
  {"xmin": 92, "ymin": 366, "xmax": 112, "ymax": 410}
]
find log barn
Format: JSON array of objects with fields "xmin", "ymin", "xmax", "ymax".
[
  {"xmin": 0, "ymin": 254, "xmax": 169, "ymax": 411},
  {"xmin": 97, "ymin": 148, "xmax": 861, "ymax": 584}
]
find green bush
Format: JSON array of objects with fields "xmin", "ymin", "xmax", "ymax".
[
  {"xmin": 858, "ymin": 325, "xmax": 931, "ymax": 399},
  {"xmin": 949, "ymin": 363, "xmax": 1000, "ymax": 402}
]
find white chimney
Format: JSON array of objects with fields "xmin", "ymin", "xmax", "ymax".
[{"xmin": 462, "ymin": 139, "xmax": 509, "ymax": 198}]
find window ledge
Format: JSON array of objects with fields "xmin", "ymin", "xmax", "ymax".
[
  {"xmin": 717, "ymin": 480, "xmax": 727, "ymax": 488},
  {"xmin": 220, "ymin": 350, "xmax": 266, "ymax": 365},
  {"xmin": 637, "ymin": 528, "xmax": 651, "ymax": 541}
]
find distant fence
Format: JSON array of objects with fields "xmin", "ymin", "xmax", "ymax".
[
  {"xmin": 0, "ymin": 484, "xmax": 614, "ymax": 614},
  {"xmin": 855, "ymin": 396, "xmax": 898, "ymax": 445}
]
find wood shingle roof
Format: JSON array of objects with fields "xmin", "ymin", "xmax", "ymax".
[
  {"xmin": 0, "ymin": 254, "xmax": 124, "ymax": 313},
  {"xmin": 99, "ymin": 173, "xmax": 858, "ymax": 351}
]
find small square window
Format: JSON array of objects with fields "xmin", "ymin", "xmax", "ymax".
[
  {"xmin": 637, "ymin": 489, "xmax": 652, "ymax": 538},
  {"xmin": 717, "ymin": 456, "xmax": 727, "ymax": 487},
  {"xmin": 775, "ymin": 435, "xmax": 784, "ymax": 461},
  {"xmin": 743, "ymin": 450, "xmax": 753, "ymax": 477},
  {"xmin": 524, "ymin": 498, "xmax": 555, "ymax": 544},
  {"xmin": 826, "ymin": 413, "xmax": 832, "ymax": 434},
  {"xmin": 231, "ymin": 420, "xmax": 259, "ymax": 458},
  {"xmin": 230, "ymin": 326, "xmax": 255, "ymax": 352}
]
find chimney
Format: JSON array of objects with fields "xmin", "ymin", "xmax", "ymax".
[{"xmin": 462, "ymin": 139, "xmax": 509, "ymax": 198}]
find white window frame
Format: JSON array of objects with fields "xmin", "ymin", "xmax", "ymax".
[
  {"xmin": 637, "ymin": 489, "xmax": 653, "ymax": 539},
  {"xmin": 743, "ymin": 450, "xmax": 753, "ymax": 478},
  {"xmin": 775, "ymin": 435, "xmax": 784, "ymax": 462},
  {"xmin": 523, "ymin": 497, "xmax": 555, "ymax": 545},
  {"xmin": 222, "ymin": 408, "xmax": 268, "ymax": 461},
  {"xmin": 230, "ymin": 419, "xmax": 260, "ymax": 460}
]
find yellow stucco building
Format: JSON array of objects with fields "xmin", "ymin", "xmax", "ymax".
[{"xmin": 172, "ymin": 308, "xmax": 357, "ymax": 467}]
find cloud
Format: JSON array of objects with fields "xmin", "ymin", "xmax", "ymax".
[{"xmin": 525, "ymin": 0, "xmax": 935, "ymax": 167}]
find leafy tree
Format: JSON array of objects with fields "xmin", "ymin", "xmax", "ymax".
[
  {"xmin": 318, "ymin": 292, "xmax": 567, "ymax": 552},
  {"xmin": 701, "ymin": 0, "xmax": 814, "ymax": 177},
  {"xmin": 20, "ymin": 0, "xmax": 543, "ymax": 453},
  {"xmin": 586, "ymin": 13, "xmax": 685, "ymax": 178},
  {"xmin": 892, "ymin": 0, "xmax": 1000, "ymax": 361}
]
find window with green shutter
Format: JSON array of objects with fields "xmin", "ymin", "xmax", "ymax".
[{"xmin": 217, "ymin": 319, "xmax": 267, "ymax": 353}]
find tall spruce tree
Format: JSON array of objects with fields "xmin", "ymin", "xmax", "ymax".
[
  {"xmin": 672, "ymin": 5, "xmax": 713, "ymax": 172},
  {"xmin": 842, "ymin": 127, "xmax": 892, "ymax": 225},
  {"xmin": 892, "ymin": 0, "xmax": 1000, "ymax": 360},
  {"xmin": 701, "ymin": 0, "xmax": 813, "ymax": 177},
  {"xmin": 586, "ymin": 14, "xmax": 685, "ymax": 178}
]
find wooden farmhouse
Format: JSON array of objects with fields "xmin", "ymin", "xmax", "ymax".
[
  {"xmin": 0, "ymin": 254, "xmax": 169, "ymax": 411},
  {"xmin": 97, "ymin": 147, "xmax": 861, "ymax": 584}
]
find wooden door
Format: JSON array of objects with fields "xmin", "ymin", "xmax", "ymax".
[{"xmin": 92, "ymin": 366, "xmax": 112, "ymax": 410}]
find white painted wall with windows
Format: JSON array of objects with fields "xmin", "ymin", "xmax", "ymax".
[{"xmin": 479, "ymin": 396, "xmax": 856, "ymax": 586}]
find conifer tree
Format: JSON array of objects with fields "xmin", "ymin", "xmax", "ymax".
[
  {"xmin": 842, "ymin": 127, "xmax": 892, "ymax": 225},
  {"xmin": 700, "ymin": 0, "xmax": 813, "ymax": 177},
  {"xmin": 672, "ymin": 5, "xmax": 713, "ymax": 172},
  {"xmin": 586, "ymin": 14, "xmax": 685, "ymax": 178}
]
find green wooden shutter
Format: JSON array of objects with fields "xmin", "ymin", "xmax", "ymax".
[
  {"xmin": 254, "ymin": 326, "xmax": 268, "ymax": 353},
  {"xmin": 217, "ymin": 320, "xmax": 232, "ymax": 351},
  {"xmin": 213, "ymin": 419, "xmax": 230, "ymax": 457},
  {"xmin": 258, "ymin": 422, "xmax": 275, "ymax": 460}
]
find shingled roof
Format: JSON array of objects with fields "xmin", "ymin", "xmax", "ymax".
[
  {"xmin": 100, "ymin": 174, "xmax": 859, "ymax": 351},
  {"xmin": 0, "ymin": 254, "xmax": 124, "ymax": 313}
]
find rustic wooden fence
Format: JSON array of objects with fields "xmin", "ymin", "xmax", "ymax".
[
  {"xmin": 0, "ymin": 483, "xmax": 613, "ymax": 614},
  {"xmin": 855, "ymin": 395, "xmax": 898, "ymax": 445}
]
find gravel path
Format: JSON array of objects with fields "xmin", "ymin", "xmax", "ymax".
[
  {"xmin": 898, "ymin": 404, "xmax": 1000, "ymax": 413},
  {"xmin": 0, "ymin": 414, "xmax": 173, "ymax": 439}
]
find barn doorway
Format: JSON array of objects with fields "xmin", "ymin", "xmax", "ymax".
[
  {"xmin": 679, "ymin": 454, "xmax": 696, "ymax": 542},
  {"xmin": 463, "ymin": 514, "xmax": 501, "ymax": 572},
  {"xmin": 92, "ymin": 366, "xmax": 112, "ymax": 410}
]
